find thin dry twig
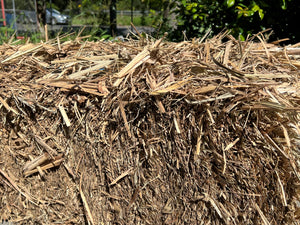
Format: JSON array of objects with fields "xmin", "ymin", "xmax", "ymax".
[{"xmin": 79, "ymin": 173, "xmax": 95, "ymax": 225}]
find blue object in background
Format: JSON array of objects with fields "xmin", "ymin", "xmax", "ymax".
[
  {"xmin": 5, "ymin": 13, "xmax": 14, "ymax": 26},
  {"xmin": 0, "ymin": 13, "xmax": 16, "ymax": 29}
]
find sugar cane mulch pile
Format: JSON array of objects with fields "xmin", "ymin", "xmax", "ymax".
[{"xmin": 0, "ymin": 31, "xmax": 300, "ymax": 224}]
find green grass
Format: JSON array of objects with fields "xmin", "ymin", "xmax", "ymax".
[
  {"xmin": 117, "ymin": 15, "xmax": 153, "ymax": 26},
  {"xmin": 72, "ymin": 14, "xmax": 153, "ymax": 27},
  {"xmin": 72, "ymin": 15, "xmax": 103, "ymax": 25}
]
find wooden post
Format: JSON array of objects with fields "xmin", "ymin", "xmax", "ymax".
[{"xmin": 1, "ymin": 0, "xmax": 6, "ymax": 26}]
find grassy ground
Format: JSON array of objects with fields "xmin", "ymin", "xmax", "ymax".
[
  {"xmin": 117, "ymin": 15, "xmax": 153, "ymax": 26},
  {"xmin": 72, "ymin": 14, "xmax": 153, "ymax": 26},
  {"xmin": 72, "ymin": 15, "xmax": 102, "ymax": 25}
]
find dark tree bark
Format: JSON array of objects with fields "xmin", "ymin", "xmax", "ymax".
[
  {"xmin": 110, "ymin": 0, "xmax": 117, "ymax": 36},
  {"xmin": 36, "ymin": 0, "xmax": 46, "ymax": 26}
]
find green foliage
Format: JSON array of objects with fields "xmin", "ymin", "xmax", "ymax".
[
  {"xmin": 51, "ymin": 0, "xmax": 70, "ymax": 11},
  {"xmin": 235, "ymin": 2, "xmax": 264, "ymax": 19},
  {"xmin": 70, "ymin": 0, "xmax": 109, "ymax": 26},
  {"xmin": 84, "ymin": 27, "xmax": 112, "ymax": 41},
  {"xmin": 117, "ymin": 15, "xmax": 153, "ymax": 26},
  {"xmin": 28, "ymin": 32, "xmax": 44, "ymax": 43},
  {"xmin": 226, "ymin": 0, "xmax": 235, "ymax": 8},
  {"xmin": 168, "ymin": 0, "xmax": 266, "ymax": 41},
  {"xmin": 166, "ymin": 0, "xmax": 298, "ymax": 43},
  {"xmin": 0, "ymin": 19, "xmax": 16, "ymax": 44}
]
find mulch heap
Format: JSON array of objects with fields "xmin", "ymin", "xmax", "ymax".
[{"xmin": 0, "ymin": 31, "xmax": 300, "ymax": 224}]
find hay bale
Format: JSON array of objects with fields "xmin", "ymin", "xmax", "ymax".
[{"xmin": 0, "ymin": 32, "xmax": 299, "ymax": 224}]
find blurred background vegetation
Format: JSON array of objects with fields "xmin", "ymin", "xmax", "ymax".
[
  {"xmin": 2, "ymin": 0, "xmax": 299, "ymax": 43},
  {"xmin": 170, "ymin": 0, "xmax": 299, "ymax": 43},
  {"xmin": 63, "ymin": 0, "xmax": 299, "ymax": 43}
]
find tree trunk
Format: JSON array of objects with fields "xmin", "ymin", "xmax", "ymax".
[
  {"xmin": 36, "ymin": 0, "xmax": 46, "ymax": 34},
  {"xmin": 110, "ymin": 0, "xmax": 117, "ymax": 36}
]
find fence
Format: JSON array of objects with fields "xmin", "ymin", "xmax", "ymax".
[
  {"xmin": 0, "ymin": 1, "xmax": 153, "ymax": 37},
  {"xmin": 1, "ymin": 0, "xmax": 36, "ymax": 33}
]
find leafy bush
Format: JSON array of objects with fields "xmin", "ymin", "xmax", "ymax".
[{"xmin": 167, "ymin": 0, "xmax": 299, "ymax": 43}]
